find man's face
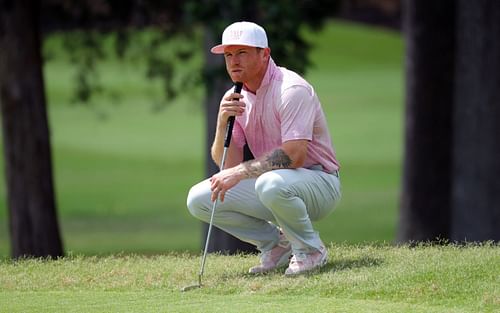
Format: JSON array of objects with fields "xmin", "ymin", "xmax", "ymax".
[{"xmin": 223, "ymin": 45, "xmax": 268, "ymax": 83}]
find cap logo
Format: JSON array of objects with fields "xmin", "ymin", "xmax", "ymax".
[{"xmin": 228, "ymin": 30, "xmax": 243, "ymax": 41}]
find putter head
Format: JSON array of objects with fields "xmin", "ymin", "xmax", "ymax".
[
  {"xmin": 180, "ymin": 273, "xmax": 203, "ymax": 292},
  {"xmin": 180, "ymin": 283, "xmax": 201, "ymax": 292}
]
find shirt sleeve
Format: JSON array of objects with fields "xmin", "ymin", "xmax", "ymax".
[{"xmin": 279, "ymin": 85, "xmax": 316, "ymax": 142}]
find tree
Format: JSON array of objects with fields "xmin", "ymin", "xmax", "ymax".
[
  {"xmin": 0, "ymin": 0, "xmax": 186, "ymax": 258},
  {"xmin": 398, "ymin": 0, "xmax": 500, "ymax": 243},
  {"xmin": 398, "ymin": 0, "xmax": 455, "ymax": 242},
  {"xmin": 0, "ymin": 0, "xmax": 63, "ymax": 258},
  {"xmin": 451, "ymin": 0, "xmax": 500, "ymax": 241}
]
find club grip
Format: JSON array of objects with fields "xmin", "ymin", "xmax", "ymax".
[{"xmin": 223, "ymin": 82, "xmax": 243, "ymax": 148}]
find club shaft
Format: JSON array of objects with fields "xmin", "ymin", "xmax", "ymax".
[
  {"xmin": 196, "ymin": 81, "xmax": 242, "ymax": 287},
  {"xmin": 198, "ymin": 145, "xmax": 230, "ymax": 280}
]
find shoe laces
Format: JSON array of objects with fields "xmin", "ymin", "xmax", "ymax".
[{"xmin": 290, "ymin": 253, "xmax": 308, "ymax": 265}]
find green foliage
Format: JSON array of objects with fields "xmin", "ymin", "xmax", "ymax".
[
  {"xmin": 48, "ymin": 28, "xmax": 202, "ymax": 109},
  {"xmin": 46, "ymin": 0, "xmax": 338, "ymax": 106},
  {"xmin": 1, "ymin": 243, "xmax": 499, "ymax": 312},
  {"xmin": 185, "ymin": 0, "xmax": 338, "ymax": 75}
]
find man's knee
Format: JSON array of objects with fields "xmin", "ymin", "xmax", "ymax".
[
  {"xmin": 186, "ymin": 182, "xmax": 211, "ymax": 221},
  {"xmin": 255, "ymin": 171, "xmax": 289, "ymax": 208}
]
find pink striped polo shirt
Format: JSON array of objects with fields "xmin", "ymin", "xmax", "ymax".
[{"xmin": 226, "ymin": 58, "xmax": 340, "ymax": 173}]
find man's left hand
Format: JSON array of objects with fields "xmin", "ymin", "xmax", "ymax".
[{"xmin": 209, "ymin": 167, "xmax": 243, "ymax": 202}]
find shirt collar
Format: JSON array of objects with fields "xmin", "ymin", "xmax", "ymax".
[
  {"xmin": 242, "ymin": 57, "xmax": 277, "ymax": 94},
  {"xmin": 260, "ymin": 57, "xmax": 277, "ymax": 89}
]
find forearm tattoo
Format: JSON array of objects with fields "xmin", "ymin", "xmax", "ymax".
[
  {"xmin": 240, "ymin": 149, "xmax": 293, "ymax": 178},
  {"xmin": 266, "ymin": 149, "xmax": 293, "ymax": 168}
]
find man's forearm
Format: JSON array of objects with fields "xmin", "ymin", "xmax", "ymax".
[
  {"xmin": 211, "ymin": 123, "xmax": 227, "ymax": 167},
  {"xmin": 237, "ymin": 148, "xmax": 293, "ymax": 179}
]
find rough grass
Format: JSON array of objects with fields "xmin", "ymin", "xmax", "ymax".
[{"xmin": 1, "ymin": 244, "xmax": 499, "ymax": 312}]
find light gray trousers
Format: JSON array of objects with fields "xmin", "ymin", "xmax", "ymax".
[{"xmin": 186, "ymin": 168, "xmax": 342, "ymax": 254}]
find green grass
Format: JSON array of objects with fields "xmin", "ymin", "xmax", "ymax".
[
  {"xmin": 1, "ymin": 244, "xmax": 499, "ymax": 312},
  {"xmin": 0, "ymin": 20, "xmax": 403, "ymax": 256}
]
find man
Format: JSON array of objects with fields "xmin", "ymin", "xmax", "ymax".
[{"xmin": 187, "ymin": 21, "xmax": 341, "ymax": 275}]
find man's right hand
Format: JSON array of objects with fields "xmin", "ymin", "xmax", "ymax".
[{"xmin": 218, "ymin": 93, "xmax": 245, "ymax": 124}]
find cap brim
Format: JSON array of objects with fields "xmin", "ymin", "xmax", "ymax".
[
  {"xmin": 211, "ymin": 44, "xmax": 266, "ymax": 54},
  {"xmin": 210, "ymin": 44, "xmax": 226, "ymax": 54}
]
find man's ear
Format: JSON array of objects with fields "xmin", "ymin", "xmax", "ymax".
[{"xmin": 263, "ymin": 47, "xmax": 271, "ymax": 60}]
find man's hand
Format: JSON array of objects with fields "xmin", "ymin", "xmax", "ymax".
[
  {"xmin": 210, "ymin": 92, "xmax": 245, "ymax": 169},
  {"xmin": 218, "ymin": 93, "xmax": 245, "ymax": 125},
  {"xmin": 209, "ymin": 167, "xmax": 244, "ymax": 202}
]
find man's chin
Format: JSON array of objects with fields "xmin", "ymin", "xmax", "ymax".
[{"xmin": 230, "ymin": 73, "xmax": 244, "ymax": 82}]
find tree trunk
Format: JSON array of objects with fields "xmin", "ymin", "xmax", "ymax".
[
  {"xmin": 0, "ymin": 0, "xmax": 63, "ymax": 258},
  {"xmin": 451, "ymin": 0, "xmax": 500, "ymax": 241},
  {"xmin": 397, "ymin": 0, "xmax": 456, "ymax": 242},
  {"xmin": 201, "ymin": 27, "xmax": 257, "ymax": 254}
]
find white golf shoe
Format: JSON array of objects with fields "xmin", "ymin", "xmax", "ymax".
[
  {"xmin": 285, "ymin": 245, "xmax": 328, "ymax": 276},
  {"xmin": 249, "ymin": 234, "xmax": 292, "ymax": 274}
]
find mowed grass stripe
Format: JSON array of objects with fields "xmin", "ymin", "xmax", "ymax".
[{"xmin": 1, "ymin": 292, "xmax": 474, "ymax": 313}]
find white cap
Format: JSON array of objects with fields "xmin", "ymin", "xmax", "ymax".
[{"xmin": 211, "ymin": 21, "xmax": 268, "ymax": 54}]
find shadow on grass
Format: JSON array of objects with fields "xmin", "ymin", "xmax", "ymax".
[
  {"xmin": 321, "ymin": 256, "xmax": 383, "ymax": 273},
  {"xmin": 234, "ymin": 255, "xmax": 383, "ymax": 280}
]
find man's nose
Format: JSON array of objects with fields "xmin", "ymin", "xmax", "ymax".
[{"xmin": 230, "ymin": 55, "xmax": 240, "ymax": 65}]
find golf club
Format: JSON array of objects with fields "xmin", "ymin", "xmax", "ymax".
[{"xmin": 181, "ymin": 81, "xmax": 243, "ymax": 292}]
